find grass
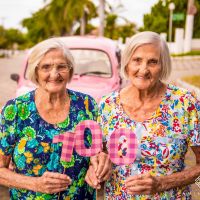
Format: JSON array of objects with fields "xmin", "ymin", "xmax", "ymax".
[
  {"xmin": 182, "ymin": 75, "xmax": 200, "ymax": 88},
  {"xmin": 0, "ymin": 54, "xmax": 5, "ymax": 58},
  {"xmin": 172, "ymin": 50, "xmax": 200, "ymax": 57}
]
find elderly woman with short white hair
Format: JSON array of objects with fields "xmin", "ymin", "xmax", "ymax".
[
  {"xmin": 0, "ymin": 38, "xmax": 101, "ymax": 199},
  {"xmin": 86, "ymin": 31, "xmax": 200, "ymax": 199}
]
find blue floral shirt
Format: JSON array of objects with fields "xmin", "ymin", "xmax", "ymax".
[{"xmin": 0, "ymin": 89, "xmax": 98, "ymax": 200}]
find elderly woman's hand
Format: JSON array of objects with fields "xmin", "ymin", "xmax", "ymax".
[
  {"xmin": 90, "ymin": 152, "xmax": 112, "ymax": 182},
  {"xmin": 35, "ymin": 171, "xmax": 72, "ymax": 194},
  {"xmin": 85, "ymin": 165, "xmax": 101, "ymax": 189},
  {"xmin": 125, "ymin": 173, "xmax": 162, "ymax": 195}
]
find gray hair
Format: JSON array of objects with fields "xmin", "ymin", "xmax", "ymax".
[
  {"xmin": 27, "ymin": 37, "xmax": 75, "ymax": 85},
  {"xmin": 121, "ymin": 31, "xmax": 171, "ymax": 80}
]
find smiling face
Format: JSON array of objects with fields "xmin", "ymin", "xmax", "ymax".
[
  {"xmin": 36, "ymin": 49, "xmax": 71, "ymax": 94},
  {"xmin": 126, "ymin": 43, "xmax": 161, "ymax": 91}
]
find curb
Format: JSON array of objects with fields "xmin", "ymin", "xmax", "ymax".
[{"xmin": 176, "ymin": 79, "xmax": 200, "ymax": 99}]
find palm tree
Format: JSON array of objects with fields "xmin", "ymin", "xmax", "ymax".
[
  {"xmin": 48, "ymin": 0, "xmax": 96, "ymax": 35},
  {"xmin": 22, "ymin": 0, "xmax": 97, "ymax": 44},
  {"xmin": 104, "ymin": 0, "xmax": 135, "ymax": 39}
]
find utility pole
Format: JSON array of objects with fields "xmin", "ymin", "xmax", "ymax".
[
  {"xmin": 99, "ymin": 0, "xmax": 105, "ymax": 36},
  {"xmin": 168, "ymin": 2, "xmax": 175, "ymax": 42},
  {"xmin": 184, "ymin": 0, "xmax": 197, "ymax": 53}
]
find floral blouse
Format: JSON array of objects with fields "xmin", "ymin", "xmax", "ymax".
[
  {"xmin": 0, "ymin": 89, "xmax": 98, "ymax": 200},
  {"xmin": 98, "ymin": 84, "xmax": 200, "ymax": 200}
]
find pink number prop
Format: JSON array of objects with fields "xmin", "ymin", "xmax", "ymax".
[
  {"xmin": 74, "ymin": 120, "xmax": 102, "ymax": 157},
  {"xmin": 53, "ymin": 120, "xmax": 102, "ymax": 161},
  {"xmin": 53, "ymin": 132, "xmax": 75, "ymax": 162},
  {"xmin": 108, "ymin": 128, "xmax": 138, "ymax": 165},
  {"xmin": 53, "ymin": 122, "xmax": 138, "ymax": 165}
]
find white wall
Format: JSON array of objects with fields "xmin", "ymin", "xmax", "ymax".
[
  {"xmin": 168, "ymin": 39, "xmax": 200, "ymax": 54},
  {"xmin": 191, "ymin": 39, "xmax": 200, "ymax": 50}
]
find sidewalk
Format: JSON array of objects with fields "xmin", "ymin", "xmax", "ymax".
[{"xmin": 169, "ymin": 56, "xmax": 200, "ymax": 83}]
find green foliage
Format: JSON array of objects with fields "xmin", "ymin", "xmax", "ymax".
[
  {"xmin": 0, "ymin": 26, "xmax": 7, "ymax": 48},
  {"xmin": 194, "ymin": 0, "xmax": 200, "ymax": 38},
  {"xmin": 142, "ymin": 1, "xmax": 169, "ymax": 33},
  {"xmin": 75, "ymin": 23, "xmax": 96, "ymax": 35},
  {"xmin": 182, "ymin": 75, "xmax": 200, "ymax": 88},
  {"xmin": 142, "ymin": 0, "xmax": 200, "ymax": 39},
  {"xmin": 22, "ymin": 0, "xmax": 97, "ymax": 45},
  {"xmin": 1, "ymin": 0, "xmax": 137, "ymax": 48},
  {"xmin": 104, "ymin": 2, "xmax": 136, "ymax": 42},
  {"xmin": 118, "ymin": 23, "xmax": 136, "ymax": 43},
  {"xmin": 0, "ymin": 26, "xmax": 27, "ymax": 49},
  {"xmin": 104, "ymin": 14, "xmax": 136, "ymax": 42},
  {"xmin": 172, "ymin": 50, "xmax": 200, "ymax": 56}
]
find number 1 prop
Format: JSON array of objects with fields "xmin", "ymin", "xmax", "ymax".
[{"xmin": 53, "ymin": 120, "xmax": 102, "ymax": 161}]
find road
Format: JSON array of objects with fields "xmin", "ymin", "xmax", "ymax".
[
  {"xmin": 0, "ymin": 54, "xmax": 200, "ymax": 199},
  {"xmin": 0, "ymin": 53, "xmax": 25, "ymax": 107}
]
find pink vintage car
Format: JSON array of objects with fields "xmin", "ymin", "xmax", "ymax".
[{"xmin": 11, "ymin": 36, "xmax": 121, "ymax": 102}]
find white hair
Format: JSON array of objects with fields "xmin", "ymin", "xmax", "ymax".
[
  {"xmin": 121, "ymin": 31, "xmax": 171, "ymax": 80},
  {"xmin": 27, "ymin": 37, "xmax": 75, "ymax": 85}
]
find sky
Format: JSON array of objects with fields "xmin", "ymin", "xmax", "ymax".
[{"xmin": 0, "ymin": 0, "xmax": 158, "ymax": 30}]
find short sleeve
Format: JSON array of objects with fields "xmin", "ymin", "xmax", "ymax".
[
  {"xmin": 187, "ymin": 93, "xmax": 200, "ymax": 146},
  {"xmin": 0, "ymin": 100, "xmax": 17, "ymax": 156}
]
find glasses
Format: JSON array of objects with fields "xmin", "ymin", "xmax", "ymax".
[{"xmin": 37, "ymin": 63, "xmax": 72, "ymax": 73}]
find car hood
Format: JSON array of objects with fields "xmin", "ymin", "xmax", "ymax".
[{"xmin": 68, "ymin": 77, "xmax": 117, "ymax": 102}]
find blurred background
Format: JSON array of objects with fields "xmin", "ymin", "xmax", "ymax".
[
  {"xmin": 1, "ymin": 0, "xmax": 200, "ymax": 199},
  {"xmin": 0, "ymin": 0, "xmax": 200, "ymax": 53}
]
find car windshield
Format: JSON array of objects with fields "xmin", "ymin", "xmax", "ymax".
[
  {"xmin": 25, "ymin": 49, "xmax": 112, "ymax": 79},
  {"xmin": 71, "ymin": 49, "xmax": 112, "ymax": 78}
]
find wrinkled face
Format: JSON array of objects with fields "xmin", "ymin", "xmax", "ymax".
[
  {"xmin": 126, "ymin": 43, "xmax": 161, "ymax": 90},
  {"xmin": 36, "ymin": 49, "xmax": 71, "ymax": 94}
]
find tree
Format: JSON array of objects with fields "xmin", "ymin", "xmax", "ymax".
[
  {"xmin": 194, "ymin": 0, "xmax": 200, "ymax": 38},
  {"xmin": 142, "ymin": 0, "xmax": 200, "ymax": 39},
  {"xmin": 5, "ymin": 29, "xmax": 27, "ymax": 49},
  {"xmin": 22, "ymin": 0, "xmax": 97, "ymax": 45},
  {"xmin": 0, "ymin": 26, "xmax": 27, "ymax": 49},
  {"xmin": 20, "ymin": 0, "xmax": 136, "ymax": 46},
  {"xmin": 104, "ymin": 0, "xmax": 136, "ymax": 41},
  {"xmin": 0, "ymin": 26, "xmax": 7, "ymax": 48}
]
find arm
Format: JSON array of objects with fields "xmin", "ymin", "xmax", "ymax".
[
  {"xmin": 0, "ymin": 154, "xmax": 71, "ymax": 194},
  {"xmin": 91, "ymin": 150, "xmax": 112, "ymax": 181},
  {"xmin": 158, "ymin": 146, "xmax": 200, "ymax": 191},
  {"xmin": 125, "ymin": 146, "xmax": 200, "ymax": 195},
  {"xmin": 0, "ymin": 101, "xmax": 71, "ymax": 194}
]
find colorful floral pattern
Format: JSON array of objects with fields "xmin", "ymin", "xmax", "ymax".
[
  {"xmin": 0, "ymin": 89, "xmax": 98, "ymax": 200},
  {"xmin": 98, "ymin": 84, "xmax": 200, "ymax": 200}
]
